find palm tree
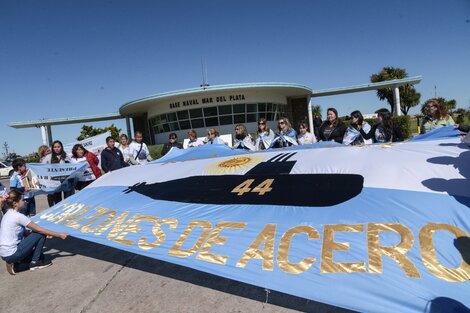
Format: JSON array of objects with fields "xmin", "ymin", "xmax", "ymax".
[
  {"xmin": 370, "ymin": 67, "xmax": 420, "ymax": 115},
  {"xmin": 311, "ymin": 105, "xmax": 322, "ymax": 118}
]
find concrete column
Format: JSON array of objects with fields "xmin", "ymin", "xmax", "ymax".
[
  {"xmin": 126, "ymin": 116, "xmax": 132, "ymax": 139},
  {"xmin": 46, "ymin": 125, "xmax": 53, "ymax": 146},
  {"xmin": 307, "ymin": 98, "xmax": 314, "ymax": 134},
  {"xmin": 393, "ymin": 87, "xmax": 402, "ymax": 116},
  {"xmin": 40, "ymin": 126, "xmax": 47, "ymax": 145}
]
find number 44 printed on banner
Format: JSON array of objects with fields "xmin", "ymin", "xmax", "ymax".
[{"xmin": 231, "ymin": 179, "xmax": 274, "ymax": 196}]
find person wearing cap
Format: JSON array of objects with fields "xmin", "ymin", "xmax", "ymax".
[{"xmin": 161, "ymin": 133, "xmax": 183, "ymax": 156}]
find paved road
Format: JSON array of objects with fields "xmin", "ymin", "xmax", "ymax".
[{"xmin": 0, "ymin": 178, "xmax": 355, "ymax": 313}]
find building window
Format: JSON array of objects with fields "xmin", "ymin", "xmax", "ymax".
[
  {"xmin": 177, "ymin": 110, "xmax": 189, "ymax": 120},
  {"xmin": 218, "ymin": 105, "xmax": 232, "ymax": 115},
  {"xmin": 179, "ymin": 120, "xmax": 191, "ymax": 130},
  {"xmin": 149, "ymin": 102, "xmax": 286, "ymax": 135},
  {"xmin": 219, "ymin": 115, "xmax": 233, "ymax": 125},
  {"xmin": 233, "ymin": 103, "xmax": 245, "ymax": 114},
  {"xmin": 189, "ymin": 108, "xmax": 203, "ymax": 118},
  {"xmin": 203, "ymin": 107, "xmax": 218, "ymax": 117},
  {"xmin": 191, "ymin": 118, "xmax": 205, "ymax": 129},
  {"xmin": 205, "ymin": 117, "xmax": 218, "ymax": 127}
]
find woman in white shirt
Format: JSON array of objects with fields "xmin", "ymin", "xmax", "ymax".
[
  {"xmin": 187, "ymin": 129, "xmax": 204, "ymax": 148},
  {"xmin": 0, "ymin": 190, "xmax": 68, "ymax": 275},
  {"xmin": 117, "ymin": 134, "xmax": 131, "ymax": 163},
  {"xmin": 297, "ymin": 122, "xmax": 316, "ymax": 145}
]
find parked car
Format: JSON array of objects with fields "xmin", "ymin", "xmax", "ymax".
[{"xmin": 0, "ymin": 161, "xmax": 14, "ymax": 177}]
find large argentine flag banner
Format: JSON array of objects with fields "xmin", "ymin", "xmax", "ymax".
[
  {"xmin": 26, "ymin": 163, "xmax": 88, "ymax": 194},
  {"xmin": 34, "ymin": 127, "xmax": 470, "ymax": 313}
]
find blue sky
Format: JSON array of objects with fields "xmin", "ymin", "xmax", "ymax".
[{"xmin": 1, "ymin": 0, "xmax": 469, "ymax": 155}]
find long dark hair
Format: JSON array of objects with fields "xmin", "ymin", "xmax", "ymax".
[
  {"xmin": 71, "ymin": 144, "xmax": 89, "ymax": 158},
  {"xmin": 350, "ymin": 110, "xmax": 364, "ymax": 129},
  {"xmin": 377, "ymin": 109, "xmax": 393, "ymax": 140},
  {"xmin": 426, "ymin": 98, "xmax": 449, "ymax": 120},
  {"xmin": 257, "ymin": 118, "xmax": 271, "ymax": 134},
  {"xmin": 51, "ymin": 140, "xmax": 66, "ymax": 164}
]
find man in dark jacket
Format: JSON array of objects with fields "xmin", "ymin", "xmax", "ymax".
[
  {"xmin": 161, "ymin": 133, "xmax": 183, "ymax": 156},
  {"xmin": 100, "ymin": 136, "xmax": 128, "ymax": 173}
]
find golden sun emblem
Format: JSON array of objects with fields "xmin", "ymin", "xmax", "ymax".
[{"xmin": 204, "ymin": 155, "xmax": 265, "ymax": 175}]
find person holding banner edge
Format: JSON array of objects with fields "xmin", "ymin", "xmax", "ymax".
[
  {"xmin": 70, "ymin": 144, "xmax": 102, "ymax": 190},
  {"xmin": 41, "ymin": 140, "xmax": 74, "ymax": 206},
  {"xmin": 0, "ymin": 190, "xmax": 68, "ymax": 275}
]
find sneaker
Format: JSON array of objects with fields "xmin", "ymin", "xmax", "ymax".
[
  {"xmin": 6, "ymin": 263, "xmax": 16, "ymax": 275},
  {"xmin": 29, "ymin": 259, "xmax": 52, "ymax": 271}
]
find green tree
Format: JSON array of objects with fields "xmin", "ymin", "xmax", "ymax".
[
  {"xmin": 370, "ymin": 67, "xmax": 421, "ymax": 115},
  {"xmin": 77, "ymin": 124, "xmax": 121, "ymax": 141},
  {"xmin": 311, "ymin": 105, "xmax": 322, "ymax": 118},
  {"xmin": 441, "ymin": 98, "xmax": 457, "ymax": 112}
]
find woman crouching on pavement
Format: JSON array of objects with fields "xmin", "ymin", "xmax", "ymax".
[{"xmin": 0, "ymin": 190, "xmax": 68, "ymax": 275}]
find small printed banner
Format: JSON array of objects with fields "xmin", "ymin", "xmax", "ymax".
[
  {"xmin": 27, "ymin": 163, "xmax": 88, "ymax": 194},
  {"xmin": 34, "ymin": 127, "xmax": 470, "ymax": 313},
  {"xmin": 64, "ymin": 132, "xmax": 110, "ymax": 156}
]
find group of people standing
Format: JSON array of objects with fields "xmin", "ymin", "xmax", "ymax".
[
  {"xmin": 172, "ymin": 107, "xmax": 406, "ymax": 153},
  {"xmin": 164, "ymin": 98, "xmax": 456, "ymax": 154},
  {"xmin": 100, "ymin": 131, "xmax": 152, "ymax": 173}
]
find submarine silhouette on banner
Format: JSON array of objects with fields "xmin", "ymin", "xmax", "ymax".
[{"xmin": 123, "ymin": 152, "xmax": 364, "ymax": 207}]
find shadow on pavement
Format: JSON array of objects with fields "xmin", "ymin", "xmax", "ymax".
[{"xmin": 45, "ymin": 236, "xmax": 356, "ymax": 313}]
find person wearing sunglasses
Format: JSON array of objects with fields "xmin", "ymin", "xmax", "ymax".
[
  {"xmin": 161, "ymin": 133, "xmax": 183, "ymax": 156},
  {"xmin": 205, "ymin": 128, "xmax": 226, "ymax": 145},
  {"xmin": 272, "ymin": 117, "xmax": 298, "ymax": 148},
  {"xmin": 233, "ymin": 124, "xmax": 256, "ymax": 150},
  {"xmin": 255, "ymin": 118, "xmax": 274, "ymax": 150},
  {"xmin": 297, "ymin": 122, "xmax": 316, "ymax": 145},
  {"xmin": 420, "ymin": 98, "xmax": 455, "ymax": 134}
]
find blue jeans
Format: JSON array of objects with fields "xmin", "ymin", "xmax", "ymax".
[{"xmin": 1, "ymin": 232, "xmax": 45, "ymax": 264}]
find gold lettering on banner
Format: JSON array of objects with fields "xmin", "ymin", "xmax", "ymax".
[
  {"xmin": 320, "ymin": 224, "xmax": 366, "ymax": 273},
  {"xmin": 197, "ymin": 222, "xmax": 247, "ymax": 265},
  {"xmin": 48, "ymin": 203, "xmax": 79, "ymax": 222},
  {"xmin": 419, "ymin": 223, "xmax": 470, "ymax": 282},
  {"xmin": 277, "ymin": 226, "xmax": 319, "ymax": 274},
  {"xmin": 63, "ymin": 205, "xmax": 95, "ymax": 229},
  {"xmin": 93, "ymin": 211, "xmax": 139, "ymax": 238},
  {"xmin": 236, "ymin": 224, "xmax": 276, "ymax": 271},
  {"xmin": 367, "ymin": 223, "xmax": 419, "ymax": 278},
  {"xmin": 81, "ymin": 208, "xmax": 117, "ymax": 233},
  {"xmin": 53, "ymin": 203, "xmax": 86, "ymax": 224},
  {"xmin": 168, "ymin": 220, "xmax": 212, "ymax": 258},
  {"xmin": 138, "ymin": 218, "xmax": 178, "ymax": 250},
  {"xmin": 40, "ymin": 202, "xmax": 71, "ymax": 220},
  {"xmin": 113, "ymin": 214, "xmax": 155, "ymax": 246}
]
